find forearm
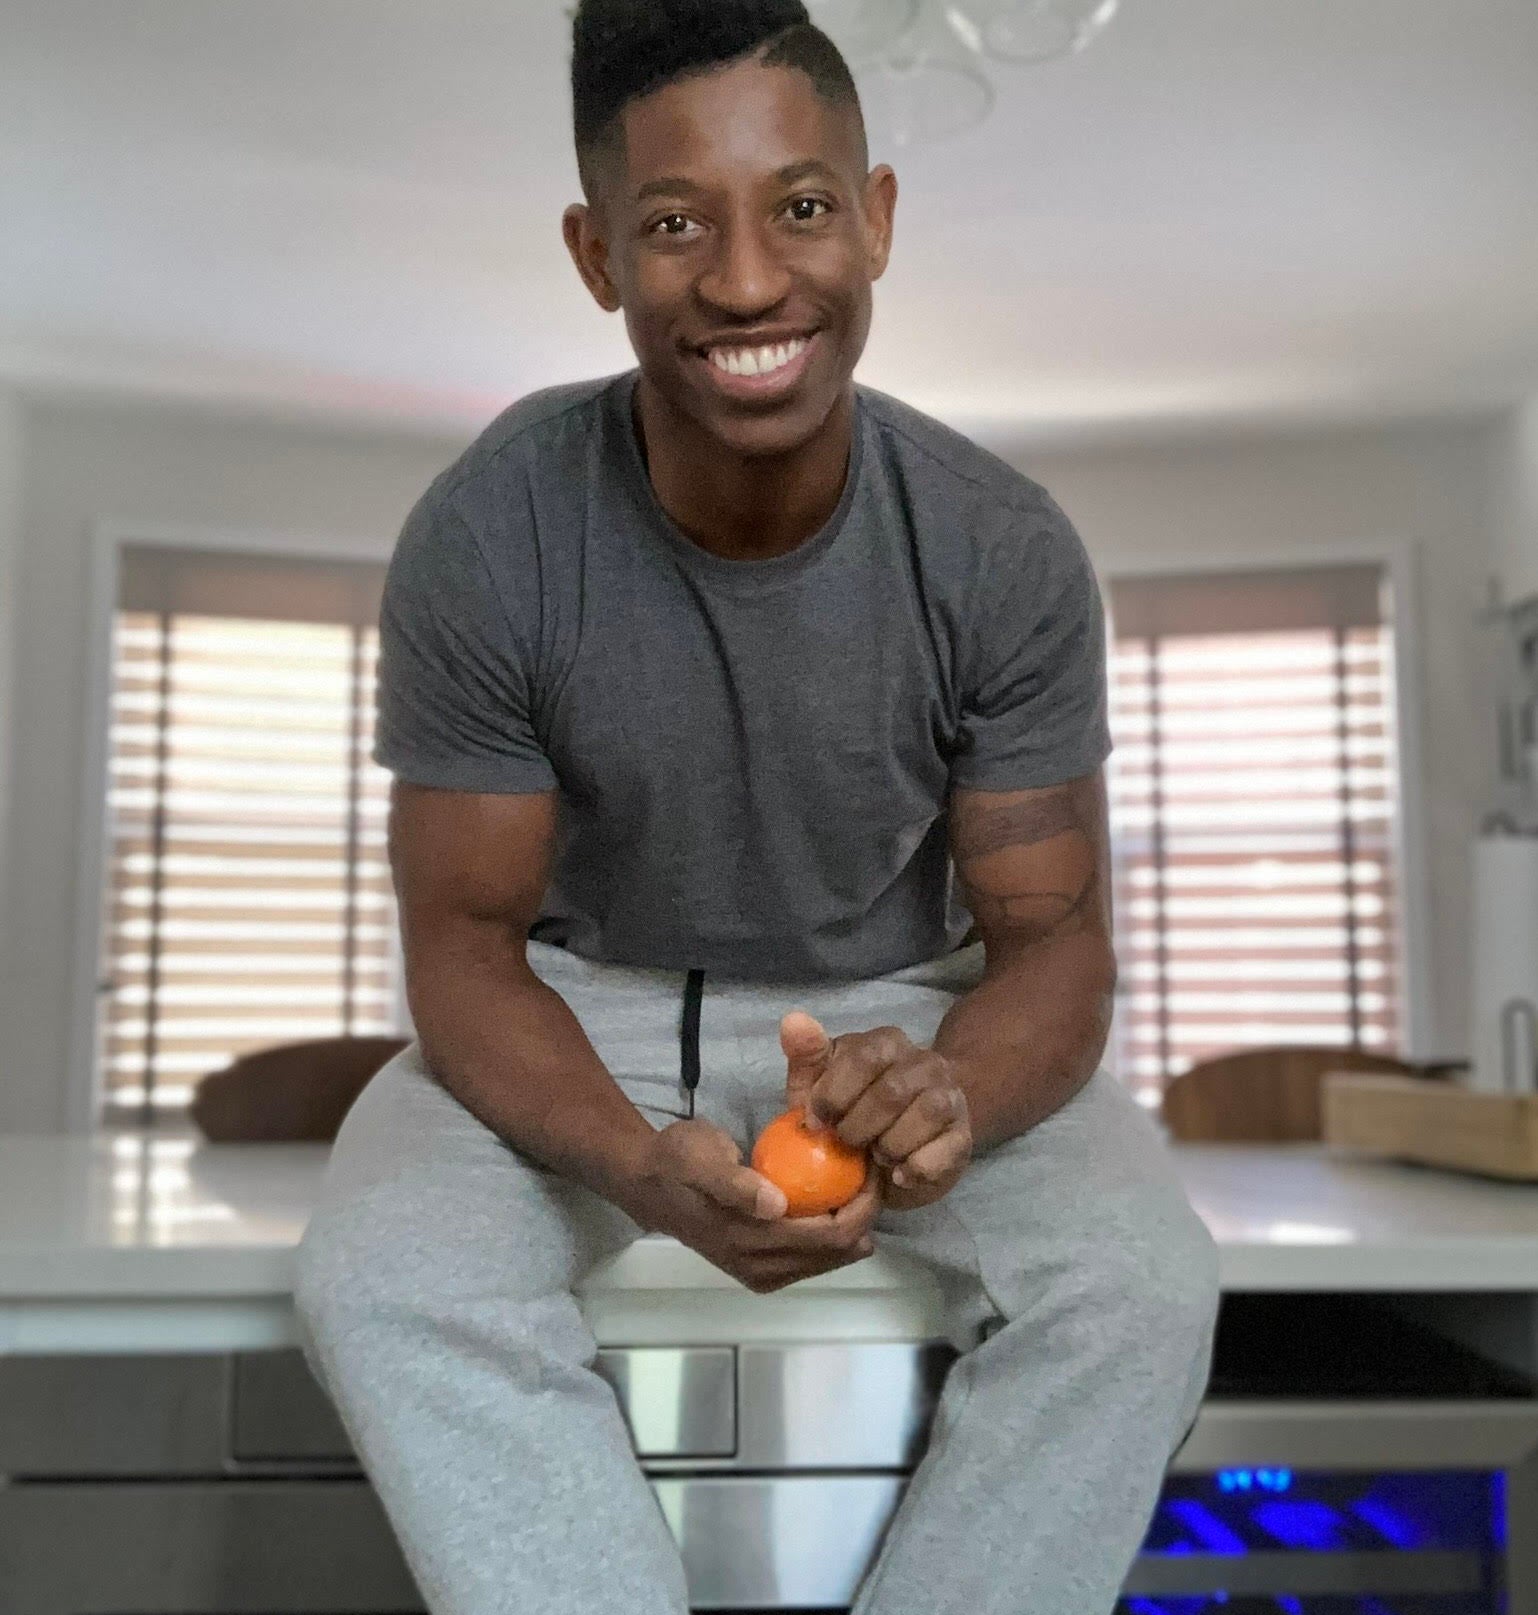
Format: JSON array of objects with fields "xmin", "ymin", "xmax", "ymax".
[
  {"xmin": 404, "ymin": 923, "xmax": 657, "ymax": 1216},
  {"xmin": 931, "ymin": 932, "xmax": 1116, "ymax": 1150}
]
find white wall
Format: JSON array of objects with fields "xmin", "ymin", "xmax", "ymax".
[
  {"xmin": 1005, "ymin": 413, "xmax": 1503, "ymax": 1064},
  {"xmin": 0, "ymin": 392, "xmax": 22, "ymax": 930},
  {"xmin": 0, "ymin": 394, "xmax": 1508, "ymax": 1131},
  {"xmin": 0, "ymin": 397, "xmax": 462, "ymax": 1133},
  {"xmin": 1488, "ymin": 395, "xmax": 1538, "ymax": 603}
]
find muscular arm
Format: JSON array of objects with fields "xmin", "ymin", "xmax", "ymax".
[
  {"xmin": 389, "ymin": 781, "xmax": 657, "ymax": 1210},
  {"xmin": 932, "ymin": 769, "xmax": 1118, "ymax": 1149},
  {"xmin": 392, "ymin": 782, "xmax": 872, "ymax": 1282}
]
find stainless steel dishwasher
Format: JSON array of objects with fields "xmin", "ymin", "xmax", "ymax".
[
  {"xmin": 0, "ymin": 1340, "xmax": 951, "ymax": 1614},
  {"xmin": 1, "ymin": 1296, "xmax": 1536, "ymax": 1613}
]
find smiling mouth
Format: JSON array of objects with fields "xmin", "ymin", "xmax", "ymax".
[
  {"xmin": 703, "ymin": 335, "xmax": 811, "ymax": 378},
  {"xmin": 691, "ymin": 333, "xmax": 819, "ymax": 404}
]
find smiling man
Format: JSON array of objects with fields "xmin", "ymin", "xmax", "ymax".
[{"xmin": 293, "ymin": 3, "xmax": 1220, "ymax": 1612}]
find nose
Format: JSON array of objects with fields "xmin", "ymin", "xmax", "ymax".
[{"xmin": 695, "ymin": 214, "xmax": 793, "ymax": 319}]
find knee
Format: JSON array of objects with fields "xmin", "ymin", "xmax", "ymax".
[
  {"xmin": 291, "ymin": 1190, "xmax": 398, "ymax": 1357},
  {"xmin": 291, "ymin": 1216, "xmax": 343, "ymax": 1354},
  {"xmin": 1101, "ymin": 1198, "xmax": 1221, "ymax": 1371}
]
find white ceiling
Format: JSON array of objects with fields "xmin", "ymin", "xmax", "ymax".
[{"xmin": 2, "ymin": 0, "xmax": 1536, "ymax": 447}]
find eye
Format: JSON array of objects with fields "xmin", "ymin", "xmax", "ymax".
[
  {"xmin": 785, "ymin": 195, "xmax": 833, "ymax": 224},
  {"xmin": 649, "ymin": 212, "xmax": 699, "ymax": 238}
]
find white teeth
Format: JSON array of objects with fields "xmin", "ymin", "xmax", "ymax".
[{"xmin": 708, "ymin": 336, "xmax": 809, "ymax": 378}]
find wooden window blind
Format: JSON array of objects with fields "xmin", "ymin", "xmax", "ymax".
[
  {"xmin": 1105, "ymin": 563, "xmax": 1402, "ymax": 1101},
  {"xmin": 97, "ymin": 545, "xmax": 394, "ymax": 1120}
]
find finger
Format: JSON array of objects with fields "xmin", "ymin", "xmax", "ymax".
[
  {"xmin": 780, "ymin": 1011, "xmax": 833, "ymax": 1116},
  {"xmin": 835, "ymin": 1055, "xmax": 950, "ymax": 1150},
  {"xmin": 807, "ymin": 1025, "xmax": 913, "ymax": 1131},
  {"xmin": 694, "ymin": 1160, "xmax": 789, "ymax": 1221},
  {"xmin": 706, "ymin": 1167, "xmax": 789, "ymax": 1221},
  {"xmin": 673, "ymin": 1125, "xmax": 788, "ymax": 1219},
  {"xmin": 743, "ymin": 1214, "xmax": 885, "ymax": 1285},
  {"xmin": 871, "ymin": 1082, "xmax": 968, "ymax": 1165},
  {"xmin": 825, "ymin": 1173, "xmax": 881, "ymax": 1234},
  {"xmin": 756, "ymin": 1176, "xmax": 879, "ymax": 1253},
  {"xmin": 775, "ymin": 1176, "xmax": 881, "ymax": 1245},
  {"xmin": 890, "ymin": 1128, "xmax": 971, "ymax": 1190}
]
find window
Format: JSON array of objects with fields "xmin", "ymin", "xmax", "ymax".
[
  {"xmin": 95, "ymin": 545, "xmax": 396, "ymax": 1120},
  {"xmin": 1106, "ymin": 563, "xmax": 1402, "ymax": 1103}
]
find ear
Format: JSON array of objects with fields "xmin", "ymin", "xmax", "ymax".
[
  {"xmin": 562, "ymin": 202, "xmax": 623, "ymax": 313},
  {"xmin": 861, "ymin": 163, "xmax": 898, "ymax": 282}
]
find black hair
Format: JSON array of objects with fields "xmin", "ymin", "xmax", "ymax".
[{"xmin": 571, "ymin": 0, "xmax": 865, "ymax": 194}]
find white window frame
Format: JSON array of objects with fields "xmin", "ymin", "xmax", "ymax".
[
  {"xmin": 67, "ymin": 519, "xmax": 400, "ymax": 1134},
  {"xmin": 1098, "ymin": 537, "xmax": 1434, "ymax": 1067}
]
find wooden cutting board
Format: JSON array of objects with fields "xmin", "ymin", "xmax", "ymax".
[{"xmin": 1323, "ymin": 1073, "xmax": 1538, "ymax": 1181}]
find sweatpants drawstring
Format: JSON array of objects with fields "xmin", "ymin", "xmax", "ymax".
[{"xmin": 679, "ymin": 968, "xmax": 705, "ymax": 1119}]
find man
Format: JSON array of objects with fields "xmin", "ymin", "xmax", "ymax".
[{"xmin": 294, "ymin": 2, "xmax": 1220, "ymax": 1611}]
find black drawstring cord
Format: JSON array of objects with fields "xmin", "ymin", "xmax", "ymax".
[{"xmin": 679, "ymin": 968, "xmax": 705, "ymax": 1119}]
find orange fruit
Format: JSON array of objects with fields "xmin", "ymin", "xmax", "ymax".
[{"xmin": 751, "ymin": 1107, "xmax": 868, "ymax": 1217}]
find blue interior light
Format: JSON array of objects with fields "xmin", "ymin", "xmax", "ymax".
[
  {"xmin": 1349, "ymin": 1495, "xmax": 1423, "ymax": 1550},
  {"xmin": 1251, "ymin": 1499, "xmax": 1347, "ymax": 1552},
  {"xmin": 1134, "ymin": 1468, "xmax": 1501, "ymax": 1609},
  {"xmin": 1490, "ymin": 1471, "xmax": 1508, "ymax": 1551},
  {"xmin": 1216, "ymin": 1466, "xmax": 1292, "ymax": 1494},
  {"xmin": 1165, "ymin": 1500, "xmax": 1248, "ymax": 1556}
]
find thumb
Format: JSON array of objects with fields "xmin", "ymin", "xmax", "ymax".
[
  {"xmin": 673, "ymin": 1122, "xmax": 787, "ymax": 1221},
  {"xmin": 780, "ymin": 1010, "xmax": 833, "ymax": 1122}
]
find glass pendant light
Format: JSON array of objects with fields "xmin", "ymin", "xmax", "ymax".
[
  {"xmin": 943, "ymin": 0, "xmax": 1120, "ymax": 63},
  {"xmin": 807, "ymin": 0, "xmax": 923, "ymax": 62},
  {"xmin": 855, "ymin": 47, "xmax": 994, "ymax": 146},
  {"xmin": 818, "ymin": 0, "xmax": 1123, "ymax": 147}
]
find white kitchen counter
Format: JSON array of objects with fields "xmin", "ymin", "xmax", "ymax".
[{"xmin": 1, "ymin": 1127, "xmax": 1536, "ymax": 1353}]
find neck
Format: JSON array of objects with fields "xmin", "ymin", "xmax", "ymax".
[{"xmin": 632, "ymin": 376, "xmax": 854, "ymax": 561}]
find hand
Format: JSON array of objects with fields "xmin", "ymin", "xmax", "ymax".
[
  {"xmin": 621, "ymin": 1118, "xmax": 882, "ymax": 1294},
  {"xmin": 781, "ymin": 1014, "xmax": 973, "ymax": 1211}
]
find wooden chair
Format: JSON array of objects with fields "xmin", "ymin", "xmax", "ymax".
[
  {"xmin": 1159, "ymin": 1045, "xmax": 1444, "ymax": 1143},
  {"xmin": 190, "ymin": 1035, "xmax": 410, "ymax": 1143}
]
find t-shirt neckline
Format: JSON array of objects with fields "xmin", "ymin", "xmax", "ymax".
[{"xmin": 607, "ymin": 370, "xmax": 865, "ymax": 595}]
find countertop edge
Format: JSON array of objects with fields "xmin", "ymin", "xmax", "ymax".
[{"xmin": 4, "ymin": 1236, "xmax": 1538, "ymax": 1300}]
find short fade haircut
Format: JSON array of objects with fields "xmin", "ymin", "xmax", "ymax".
[{"xmin": 571, "ymin": 0, "xmax": 865, "ymax": 196}]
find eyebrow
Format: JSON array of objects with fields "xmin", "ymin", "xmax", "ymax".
[{"xmin": 632, "ymin": 159, "xmax": 842, "ymax": 205}]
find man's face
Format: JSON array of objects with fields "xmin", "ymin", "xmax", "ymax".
[{"xmin": 567, "ymin": 57, "xmax": 895, "ymax": 458}]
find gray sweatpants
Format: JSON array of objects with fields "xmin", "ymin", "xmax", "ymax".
[{"xmin": 293, "ymin": 938, "xmax": 1219, "ymax": 1615}]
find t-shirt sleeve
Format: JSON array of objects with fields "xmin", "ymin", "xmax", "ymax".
[
  {"xmin": 372, "ymin": 488, "xmax": 558, "ymax": 795},
  {"xmin": 949, "ymin": 494, "xmax": 1112, "ymax": 792}
]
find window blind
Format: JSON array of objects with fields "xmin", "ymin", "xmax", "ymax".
[
  {"xmin": 1105, "ymin": 563, "xmax": 1402, "ymax": 1101},
  {"xmin": 97, "ymin": 545, "xmax": 395, "ymax": 1119}
]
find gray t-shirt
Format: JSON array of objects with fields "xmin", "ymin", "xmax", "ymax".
[{"xmin": 375, "ymin": 371, "xmax": 1110, "ymax": 983}]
